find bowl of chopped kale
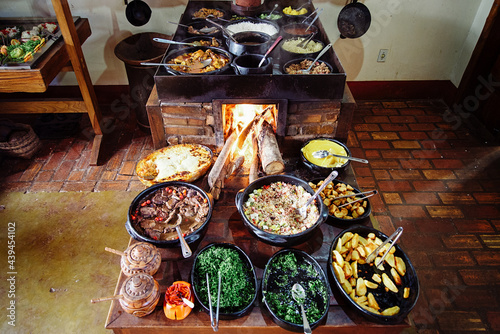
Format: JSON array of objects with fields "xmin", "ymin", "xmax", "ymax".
[
  {"xmin": 261, "ymin": 248, "xmax": 330, "ymax": 332},
  {"xmin": 191, "ymin": 243, "xmax": 258, "ymax": 319}
]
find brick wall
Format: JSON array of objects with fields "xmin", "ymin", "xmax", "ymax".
[{"xmin": 160, "ymin": 100, "xmax": 342, "ymax": 148}]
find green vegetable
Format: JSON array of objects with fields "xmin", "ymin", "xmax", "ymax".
[
  {"xmin": 263, "ymin": 252, "xmax": 328, "ymax": 325},
  {"xmin": 195, "ymin": 246, "xmax": 255, "ymax": 313}
]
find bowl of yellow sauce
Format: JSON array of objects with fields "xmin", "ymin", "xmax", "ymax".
[{"xmin": 300, "ymin": 138, "xmax": 351, "ymax": 175}]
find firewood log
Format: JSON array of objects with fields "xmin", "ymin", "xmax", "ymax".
[
  {"xmin": 258, "ymin": 121, "xmax": 284, "ymax": 175},
  {"xmin": 208, "ymin": 131, "xmax": 237, "ymax": 189},
  {"xmin": 249, "ymin": 133, "xmax": 259, "ymax": 183}
]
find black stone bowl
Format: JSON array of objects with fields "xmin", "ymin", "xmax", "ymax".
[
  {"xmin": 185, "ymin": 20, "xmax": 222, "ymax": 37},
  {"xmin": 235, "ymin": 174, "xmax": 328, "ymax": 246},
  {"xmin": 300, "ymin": 138, "xmax": 351, "ymax": 176},
  {"xmin": 261, "ymin": 248, "xmax": 330, "ymax": 332},
  {"xmin": 279, "ymin": 37, "xmax": 325, "ymax": 65},
  {"xmin": 308, "ymin": 178, "xmax": 372, "ymax": 224},
  {"xmin": 282, "ymin": 22, "xmax": 318, "ymax": 39},
  {"xmin": 125, "ymin": 181, "xmax": 213, "ymax": 248},
  {"xmin": 190, "ymin": 242, "xmax": 258, "ymax": 319},
  {"xmin": 180, "ymin": 36, "xmax": 223, "ymax": 49},
  {"xmin": 328, "ymin": 225, "xmax": 420, "ymax": 324},
  {"xmin": 162, "ymin": 46, "xmax": 233, "ymax": 76}
]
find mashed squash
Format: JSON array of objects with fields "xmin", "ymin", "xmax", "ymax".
[{"xmin": 302, "ymin": 139, "xmax": 348, "ymax": 167}]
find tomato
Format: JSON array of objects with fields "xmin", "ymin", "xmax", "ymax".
[{"xmin": 163, "ymin": 281, "xmax": 194, "ymax": 320}]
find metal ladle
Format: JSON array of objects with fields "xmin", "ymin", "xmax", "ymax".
[
  {"xmin": 291, "ymin": 283, "xmax": 312, "ymax": 334},
  {"xmin": 167, "ymin": 21, "xmax": 218, "ymax": 34},
  {"xmin": 312, "ymin": 148, "xmax": 369, "ymax": 164},
  {"xmin": 153, "ymin": 37, "xmax": 200, "ymax": 47},
  {"xmin": 140, "ymin": 58, "xmax": 213, "ymax": 71},
  {"xmin": 174, "ymin": 214, "xmax": 192, "ymax": 258},
  {"xmin": 266, "ymin": 4, "xmax": 279, "ymax": 19},
  {"xmin": 205, "ymin": 18, "xmax": 238, "ymax": 43},
  {"xmin": 258, "ymin": 35, "xmax": 283, "ymax": 67}
]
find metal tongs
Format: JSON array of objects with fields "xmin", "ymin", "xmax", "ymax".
[
  {"xmin": 366, "ymin": 227, "xmax": 404, "ymax": 267},
  {"xmin": 207, "ymin": 271, "xmax": 221, "ymax": 332},
  {"xmin": 336, "ymin": 189, "xmax": 378, "ymax": 208}
]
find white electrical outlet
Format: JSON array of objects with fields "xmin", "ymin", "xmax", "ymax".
[{"xmin": 377, "ymin": 49, "xmax": 388, "ymax": 62}]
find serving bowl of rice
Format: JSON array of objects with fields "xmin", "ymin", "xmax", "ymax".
[
  {"xmin": 279, "ymin": 37, "xmax": 324, "ymax": 64},
  {"xmin": 235, "ymin": 174, "xmax": 328, "ymax": 246}
]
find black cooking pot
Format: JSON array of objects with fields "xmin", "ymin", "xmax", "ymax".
[
  {"xmin": 226, "ymin": 31, "xmax": 272, "ymax": 56},
  {"xmin": 190, "ymin": 242, "xmax": 258, "ymax": 319},
  {"xmin": 232, "ymin": 53, "xmax": 273, "ymax": 75},
  {"xmin": 328, "ymin": 225, "xmax": 420, "ymax": 324},
  {"xmin": 261, "ymin": 248, "xmax": 330, "ymax": 332},
  {"xmin": 162, "ymin": 46, "xmax": 233, "ymax": 76},
  {"xmin": 337, "ymin": 0, "xmax": 371, "ymax": 38},
  {"xmin": 125, "ymin": 0, "xmax": 152, "ymax": 27},
  {"xmin": 125, "ymin": 181, "xmax": 213, "ymax": 248},
  {"xmin": 235, "ymin": 174, "xmax": 328, "ymax": 246}
]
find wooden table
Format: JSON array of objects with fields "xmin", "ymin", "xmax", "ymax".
[
  {"xmin": 0, "ymin": 0, "xmax": 103, "ymax": 165},
  {"xmin": 105, "ymin": 160, "xmax": 410, "ymax": 334}
]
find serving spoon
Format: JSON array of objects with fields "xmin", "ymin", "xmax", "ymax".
[
  {"xmin": 167, "ymin": 20, "xmax": 218, "ymax": 34},
  {"xmin": 291, "ymin": 283, "xmax": 312, "ymax": 334},
  {"xmin": 296, "ymin": 170, "xmax": 338, "ymax": 219},
  {"xmin": 174, "ymin": 214, "xmax": 192, "ymax": 258},
  {"xmin": 312, "ymin": 148, "xmax": 369, "ymax": 164},
  {"xmin": 153, "ymin": 37, "xmax": 199, "ymax": 47},
  {"xmin": 266, "ymin": 4, "xmax": 279, "ymax": 19},
  {"xmin": 140, "ymin": 58, "xmax": 213, "ymax": 71},
  {"xmin": 298, "ymin": 43, "xmax": 332, "ymax": 73}
]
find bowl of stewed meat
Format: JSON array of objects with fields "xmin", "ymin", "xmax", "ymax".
[
  {"xmin": 126, "ymin": 181, "xmax": 213, "ymax": 248},
  {"xmin": 235, "ymin": 174, "xmax": 328, "ymax": 246}
]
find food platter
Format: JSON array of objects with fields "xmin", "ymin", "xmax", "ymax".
[{"xmin": 0, "ymin": 17, "xmax": 66, "ymax": 70}]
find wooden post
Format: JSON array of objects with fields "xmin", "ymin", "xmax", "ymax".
[{"xmin": 51, "ymin": 0, "xmax": 103, "ymax": 165}]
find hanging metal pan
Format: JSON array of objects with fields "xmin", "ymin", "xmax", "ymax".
[
  {"xmin": 337, "ymin": 0, "xmax": 371, "ymax": 39},
  {"xmin": 125, "ymin": 0, "xmax": 152, "ymax": 27}
]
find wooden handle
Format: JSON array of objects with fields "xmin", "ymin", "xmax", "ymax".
[
  {"xmin": 90, "ymin": 294, "xmax": 123, "ymax": 303},
  {"xmin": 105, "ymin": 247, "xmax": 126, "ymax": 257}
]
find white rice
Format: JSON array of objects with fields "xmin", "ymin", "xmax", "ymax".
[{"xmin": 226, "ymin": 21, "xmax": 278, "ymax": 36}]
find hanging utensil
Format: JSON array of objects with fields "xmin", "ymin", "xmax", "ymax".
[
  {"xmin": 291, "ymin": 283, "xmax": 312, "ymax": 334},
  {"xmin": 299, "ymin": 43, "xmax": 332, "ymax": 74},
  {"xmin": 296, "ymin": 170, "xmax": 338, "ymax": 219},
  {"xmin": 337, "ymin": 0, "xmax": 371, "ymax": 39},
  {"xmin": 312, "ymin": 149, "xmax": 369, "ymax": 163},
  {"xmin": 125, "ymin": 0, "xmax": 152, "ymax": 27},
  {"xmin": 258, "ymin": 35, "xmax": 283, "ymax": 68},
  {"xmin": 366, "ymin": 227, "xmax": 404, "ymax": 267}
]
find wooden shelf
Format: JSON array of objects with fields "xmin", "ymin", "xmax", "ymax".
[{"xmin": 0, "ymin": 0, "xmax": 103, "ymax": 165}]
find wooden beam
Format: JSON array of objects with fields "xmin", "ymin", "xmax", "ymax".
[
  {"xmin": 51, "ymin": 0, "xmax": 103, "ymax": 165},
  {"xmin": 0, "ymin": 100, "xmax": 86, "ymax": 114}
]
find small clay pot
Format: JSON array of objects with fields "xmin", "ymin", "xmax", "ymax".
[
  {"xmin": 119, "ymin": 273, "xmax": 161, "ymax": 317},
  {"xmin": 106, "ymin": 242, "xmax": 162, "ymax": 277}
]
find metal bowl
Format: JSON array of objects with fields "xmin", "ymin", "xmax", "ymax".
[
  {"xmin": 235, "ymin": 174, "xmax": 328, "ymax": 246},
  {"xmin": 261, "ymin": 248, "xmax": 330, "ymax": 332},
  {"xmin": 328, "ymin": 225, "xmax": 420, "ymax": 324},
  {"xmin": 308, "ymin": 178, "xmax": 372, "ymax": 223},
  {"xmin": 300, "ymin": 138, "xmax": 351, "ymax": 176},
  {"xmin": 190, "ymin": 242, "xmax": 258, "ymax": 319},
  {"xmin": 125, "ymin": 181, "xmax": 213, "ymax": 248}
]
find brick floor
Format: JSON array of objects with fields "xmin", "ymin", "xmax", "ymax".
[{"xmin": 1, "ymin": 100, "xmax": 499, "ymax": 333}]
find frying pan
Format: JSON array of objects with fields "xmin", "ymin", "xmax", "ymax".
[
  {"xmin": 337, "ymin": 0, "xmax": 371, "ymax": 39},
  {"xmin": 125, "ymin": 0, "xmax": 152, "ymax": 26}
]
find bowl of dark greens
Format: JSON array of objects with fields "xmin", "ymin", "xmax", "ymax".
[
  {"xmin": 190, "ymin": 243, "xmax": 258, "ymax": 319},
  {"xmin": 261, "ymin": 248, "xmax": 330, "ymax": 332}
]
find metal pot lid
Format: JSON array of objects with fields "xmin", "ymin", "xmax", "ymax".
[
  {"xmin": 121, "ymin": 273, "xmax": 158, "ymax": 301},
  {"xmin": 125, "ymin": 242, "xmax": 160, "ymax": 267}
]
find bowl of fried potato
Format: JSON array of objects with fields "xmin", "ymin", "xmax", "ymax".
[
  {"xmin": 328, "ymin": 225, "xmax": 419, "ymax": 324},
  {"xmin": 308, "ymin": 179, "xmax": 371, "ymax": 223}
]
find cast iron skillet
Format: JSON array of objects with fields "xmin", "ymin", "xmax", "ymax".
[
  {"xmin": 125, "ymin": 0, "xmax": 152, "ymax": 27},
  {"xmin": 337, "ymin": 0, "xmax": 371, "ymax": 39},
  {"xmin": 235, "ymin": 174, "xmax": 328, "ymax": 246},
  {"xmin": 328, "ymin": 225, "xmax": 420, "ymax": 324},
  {"xmin": 161, "ymin": 46, "xmax": 233, "ymax": 76}
]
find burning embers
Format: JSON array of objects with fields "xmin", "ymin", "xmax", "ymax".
[{"xmin": 208, "ymin": 104, "xmax": 285, "ymax": 199}]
